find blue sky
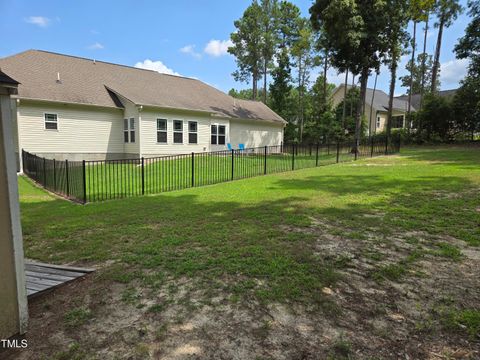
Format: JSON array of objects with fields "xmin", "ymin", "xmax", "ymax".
[{"xmin": 0, "ymin": 0, "xmax": 471, "ymax": 96}]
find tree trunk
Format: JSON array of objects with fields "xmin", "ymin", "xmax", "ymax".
[
  {"xmin": 369, "ymin": 72, "xmax": 378, "ymax": 136},
  {"xmin": 341, "ymin": 71, "xmax": 349, "ymax": 130},
  {"xmin": 322, "ymin": 52, "xmax": 328, "ymax": 112},
  {"xmin": 298, "ymin": 59, "xmax": 304, "ymax": 142},
  {"xmin": 431, "ymin": 16, "xmax": 444, "ymax": 94},
  {"xmin": 419, "ymin": 12, "xmax": 429, "ymax": 110},
  {"xmin": 252, "ymin": 73, "xmax": 257, "ymax": 100},
  {"xmin": 263, "ymin": 59, "xmax": 267, "ymax": 103},
  {"xmin": 387, "ymin": 46, "xmax": 399, "ymax": 140},
  {"xmin": 355, "ymin": 68, "xmax": 369, "ymax": 151},
  {"xmin": 408, "ymin": 21, "xmax": 417, "ymax": 126},
  {"xmin": 350, "ymin": 75, "xmax": 356, "ymax": 117}
]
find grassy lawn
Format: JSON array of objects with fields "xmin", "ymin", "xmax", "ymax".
[{"xmin": 12, "ymin": 146, "xmax": 480, "ymax": 359}]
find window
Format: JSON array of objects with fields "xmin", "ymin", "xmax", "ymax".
[
  {"xmin": 376, "ymin": 116, "xmax": 381, "ymax": 129},
  {"xmin": 211, "ymin": 125, "xmax": 217, "ymax": 144},
  {"xmin": 211, "ymin": 124, "xmax": 226, "ymax": 145},
  {"xmin": 218, "ymin": 125, "xmax": 226, "ymax": 145},
  {"xmin": 124, "ymin": 119, "xmax": 129, "ymax": 143},
  {"xmin": 45, "ymin": 113, "xmax": 58, "ymax": 130},
  {"xmin": 173, "ymin": 120, "xmax": 183, "ymax": 144},
  {"xmin": 391, "ymin": 115, "xmax": 404, "ymax": 129},
  {"xmin": 157, "ymin": 119, "xmax": 167, "ymax": 143},
  {"xmin": 129, "ymin": 118, "xmax": 135, "ymax": 143},
  {"xmin": 188, "ymin": 121, "xmax": 198, "ymax": 144}
]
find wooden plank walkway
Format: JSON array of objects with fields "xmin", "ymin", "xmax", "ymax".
[{"xmin": 25, "ymin": 260, "xmax": 95, "ymax": 298}]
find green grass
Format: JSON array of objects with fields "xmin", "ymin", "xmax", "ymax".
[
  {"xmin": 19, "ymin": 146, "xmax": 480, "ymax": 307},
  {"xmin": 63, "ymin": 307, "xmax": 92, "ymax": 328}
]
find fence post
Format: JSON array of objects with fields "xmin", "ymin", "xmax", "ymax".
[
  {"xmin": 191, "ymin": 152, "xmax": 195, "ymax": 187},
  {"xmin": 82, "ymin": 160, "xmax": 87, "ymax": 203},
  {"xmin": 43, "ymin": 157, "xmax": 46, "ymax": 188},
  {"xmin": 370, "ymin": 137, "xmax": 374, "ymax": 157},
  {"xmin": 292, "ymin": 144, "xmax": 295, "ymax": 170},
  {"xmin": 231, "ymin": 149, "xmax": 234, "ymax": 181},
  {"xmin": 264, "ymin": 146, "xmax": 267, "ymax": 175},
  {"xmin": 141, "ymin": 157, "xmax": 145, "ymax": 195},
  {"xmin": 315, "ymin": 143, "xmax": 319, "ymax": 166},
  {"xmin": 354, "ymin": 144, "xmax": 358, "ymax": 161},
  {"xmin": 65, "ymin": 159, "xmax": 70, "ymax": 197},
  {"xmin": 385, "ymin": 136, "xmax": 389, "ymax": 155},
  {"xmin": 336, "ymin": 142, "xmax": 340, "ymax": 163},
  {"xmin": 53, "ymin": 159, "xmax": 56, "ymax": 191}
]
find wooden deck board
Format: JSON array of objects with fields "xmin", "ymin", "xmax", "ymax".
[{"xmin": 25, "ymin": 260, "xmax": 94, "ymax": 298}]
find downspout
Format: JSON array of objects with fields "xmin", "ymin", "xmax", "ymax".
[{"xmin": 137, "ymin": 105, "xmax": 143, "ymax": 158}]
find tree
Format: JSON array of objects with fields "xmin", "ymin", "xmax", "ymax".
[
  {"xmin": 291, "ymin": 18, "xmax": 315, "ymax": 142},
  {"xmin": 400, "ymin": 53, "xmax": 438, "ymax": 94},
  {"xmin": 418, "ymin": 94, "xmax": 454, "ymax": 140},
  {"xmin": 229, "ymin": 2, "xmax": 264, "ymax": 100},
  {"xmin": 268, "ymin": 47, "xmax": 293, "ymax": 121},
  {"xmin": 384, "ymin": 0, "xmax": 410, "ymax": 141},
  {"xmin": 335, "ymin": 87, "xmax": 362, "ymax": 137},
  {"xmin": 304, "ymin": 75, "xmax": 337, "ymax": 142},
  {"xmin": 453, "ymin": 0, "xmax": 480, "ymax": 139},
  {"xmin": 407, "ymin": 0, "xmax": 435, "ymax": 118},
  {"xmin": 310, "ymin": 0, "xmax": 388, "ymax": 151},
  {"xmin": 430, "ymin": 0, "xmax": 463, "ymax": 94},
  {"xmin": 259, "ymin": 0, "xmax": 279, "ymax": 103}
]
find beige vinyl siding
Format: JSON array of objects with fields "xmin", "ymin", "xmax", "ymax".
[
  {"xmin": 17, "ymin": 100, "xmax": 124, "ymax": 155},
  {"xmin": 229, "ymin": 119, "xmax": 284, "ymax": 148},
  {"xmin": 140, "ymin": 110, "xmax": 219, "ymax": 155},
  {"xmin": 115, "ymin": 94, "xmax": 140, "ymax": 156}
]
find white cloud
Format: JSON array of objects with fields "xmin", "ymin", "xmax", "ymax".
[
  {"xmin": 87, "ymin": 42, "xmax": 104, "ymax": 50},
  {"xmin": 204, "ymin": 39, "xmax": 233, "ymax": 57},
  {"xmin": 25, "ymin": 16, "xmax": 50, "ymax": 27},
  {"xmin": 440, "ymin": 58, "xmax": 469, "ymax": 87},
  {"xmin": 134, "ymin": 59, "xmax": 181, "ymax": 76},
  {"xmin": 180, "ymin": 45, "xmax": 201, "ymax": 59}
]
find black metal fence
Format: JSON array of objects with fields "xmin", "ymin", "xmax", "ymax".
[{"xmin": 22, "ymin": 137, "xmax": 399, "ymax": 203}]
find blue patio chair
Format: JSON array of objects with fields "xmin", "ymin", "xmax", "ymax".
[
  {"xmin": 227, "ymin": 143, "xmax": 232, "ymax": 150},
  {"xmin": 239, "ymin": 143, "xmax": 245, "ymax": 151}
]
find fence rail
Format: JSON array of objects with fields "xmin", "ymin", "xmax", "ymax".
[{"xmin": 22, "ymin": 137, "xmax": 399, "ymax": 203}]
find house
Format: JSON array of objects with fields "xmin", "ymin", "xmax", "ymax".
[
  {"xmin": 331, "ymin": 84, "xmax": 414, "ymax": 134},
  {"xmin": 395, "ymin": 89, "xmax": 458, "ymax": 110},
  {"xmin": 0, "ymin": 50, "xmax": 286, "ymax": 165},
  {"xmin": 0, "ymin": 70, "xmax": 28, "ymax": 340}
]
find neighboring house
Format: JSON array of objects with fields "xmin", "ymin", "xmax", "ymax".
[
  {"xmin": 0, "ymin": 70, "xmax": 28, "ymax": 340},
  {"xmin": 0, "ymin": 50, "xmax": 286, "ymax": 163},
  {"xmin": 331, "ymin": 84, "xmax": 414, "ymax": 134},
  {"xmin": 395, "ymin": 89, "xmax": 458, "ymax": 110}
]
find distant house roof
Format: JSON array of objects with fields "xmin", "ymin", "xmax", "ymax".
[
  {"xmin": 333, "ymin": 84, "xmax": 414, "ymax": 112},
  {"xmin": 0, "ymin": 50, "xmax": 285, "ymax": 124},
  {"xmin": 395, "ymin": 89, "xmax": 458, "ymax": 110}
]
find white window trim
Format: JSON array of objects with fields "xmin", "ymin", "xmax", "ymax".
[
  {"xmin": 123, "ymin": 118, "xmax": 129, "ymax": 143},
  {"xmin": 157, "ymin": 118, "xmax": 168, "ymax": 144},
  {"xmin": 129, "ymin": 118, "xmax": 136, "ymax": 143},
  {"xmin": 188, "ymin": 121, "xmax": 198, "ymax": 145},
  {"xmin": 44, "ymin": 112, "xmax": 58, "ymax": 131},
  {"xmin": 211, "ymin": 123, "xmax": 226, "ymax": 145},
  {"xmin": 173, "ymin": 119, "xmax": 184, "ymax": 144}
]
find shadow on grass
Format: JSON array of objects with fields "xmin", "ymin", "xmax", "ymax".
[{"xmin": 19, "ymin": 149, "xmax": 480, "ymax": 307}]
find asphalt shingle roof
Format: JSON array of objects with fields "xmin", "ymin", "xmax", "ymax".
[{"xmin": 0, "ymin": 50, "xmax": 285, "ymax": 124}]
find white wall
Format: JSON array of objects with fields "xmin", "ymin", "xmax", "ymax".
[
  {"xmin": 229, "ymin": 119, "xmax": 284, "ymax": 148},
  {"xmin": 17, "ymin": 100, "xmax": 124, "ymax": 156}
]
